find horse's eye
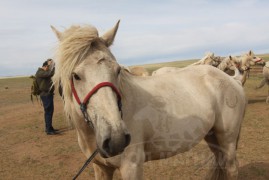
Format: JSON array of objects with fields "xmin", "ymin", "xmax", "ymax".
[{"xmin": 73, "ymin": 73, "xmax": 81, "ymax": 80}]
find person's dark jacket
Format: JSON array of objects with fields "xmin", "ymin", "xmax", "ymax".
[{"xmin": 35, "ymin": 68, "xmax": 55, "ymax": 96}]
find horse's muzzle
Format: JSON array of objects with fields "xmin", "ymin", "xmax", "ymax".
[{"xmin": 99, "ymin": 133, "xmax": 131, "ymax": 158}]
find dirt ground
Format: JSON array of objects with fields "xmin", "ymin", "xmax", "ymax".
[{"xmin": 0, "ymin": 71, "xmax": 268, "ymax": 180}]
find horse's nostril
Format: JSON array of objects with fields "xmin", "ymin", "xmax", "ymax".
[
  {"xmin": 102, "ymin": 138, "xmax": 111, "ymax": 154},
  {"xmin": 101, "ymin": 134, "xmax": 131, "ymax": 156},
  {"xmin": 125, "ymin": 134, "xmax": 131, "ymax": 147}
]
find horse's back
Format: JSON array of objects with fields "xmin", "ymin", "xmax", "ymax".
[
  {"xmin": 152, "ymin": 66, "xmax": 182, "ymax": 76},
  {"xmin": 142, "ymin": 65, "xmax": 245, "ymax": 101}
]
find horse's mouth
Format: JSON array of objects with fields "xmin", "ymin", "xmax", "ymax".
[
  {"xmin": 98, "ymin": 149, "xmax": 110, "ymax": 158},
  {"xmin": 96, "ymin": 132, "xmax": 131, "ymax": 158},
  {"xmin": 97, "ymin": 146, "xmax": 125, "ymax": 158}
]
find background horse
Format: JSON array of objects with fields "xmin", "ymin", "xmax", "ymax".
[
  {"xmin": 233, "ymin": 51, "xmax": 264, "ymax": 85},
  {"xmin": 51, "ymin": 21, "xmax": 247, "ymax": 180},
  {"xmin": 128, "ymin": 66, "xmax": 150, "ymax": 76},
  {"xmin": 153, "ymin": 56, "xmax": 242, "ymax": 85},
  {"xmin": 189, "ymin": 52, "xmax": 215, "ymax": 66},
  {"xmin": 255, "ymin": 61, "xmax": 269, "ymax": 103},
  {"xmin": 151, "ymin": 66, "xmax": 182, "ymax": 76}
]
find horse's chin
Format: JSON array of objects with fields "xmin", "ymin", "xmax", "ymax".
[
  {"xmin": 98, "ymin": 150, "xmax": 110, "ymax": 158},
  {"xmin": 97, "ymin": 147, "xmax": 125, "ymax": 158}
]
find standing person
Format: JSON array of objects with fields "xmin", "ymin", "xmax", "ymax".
[{"xmin": 35, "ymin": 59, "xmax": 58, "ymax": 135}]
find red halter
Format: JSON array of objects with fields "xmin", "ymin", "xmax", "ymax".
[
  {"xmin": 71, "ymin": 80, "xmax": 121, "ymax": 105},
  {"xmin": 254, "ymin": 58, "xmax": 263, "ymax": 63},
  {"xmin": 70, "ymin": 79, "xmax": 122, "ymax": 128}
]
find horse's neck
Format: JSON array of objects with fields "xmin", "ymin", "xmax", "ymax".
[
  {"xmin": 119, "ymin": 72, "xmax": 149, "ymax": 108},
  {"xmin": 241, "ymin": 70, "xmax": 249, "ymax": 85},
  {"xmin": 217, "ymin": 59, "xmax": 227, "ymax": 71},
  {"xmin": 212, "ymin": 56, "xmax": 223, "ymax": 67},
  {"xmin": 240, "ymin": 55, "xmax": 252, "ymax": 66}
]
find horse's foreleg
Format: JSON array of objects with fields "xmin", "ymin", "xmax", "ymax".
[
  {"xmin": 119, "ymin": 147, "xmax": 145, "ymax": 180},
  {"xmin": 93, "ymin": 163, "xmax": 115, "ymax": 180}
]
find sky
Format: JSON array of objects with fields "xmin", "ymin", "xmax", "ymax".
[{"xmin": 1, "ymin": 0, "xmax": 269, "ymax": 77}]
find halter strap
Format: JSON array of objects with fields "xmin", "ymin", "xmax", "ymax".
[
  {"xmin": 254, "ymin": 58, "xmax": 263, "ymax": 63},
  {"xmin": 71, "ymin": 80, "xmax": 121, "ymax": 105},
  {"xmin": 70, "ymin": 79, "xmax": 122, "ymax": 129}
]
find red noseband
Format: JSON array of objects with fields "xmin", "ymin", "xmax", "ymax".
[
  {"xmin": 70, "ymin": 79, "xmax": 122, "ymax": 129},
  {"xmin": 71, "ymin": 80, "xmax": 121, "ymax": 106}
]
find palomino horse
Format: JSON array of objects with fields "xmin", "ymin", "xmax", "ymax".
[
  {"xmin": 152, "ymin": 56, "xmax": 240, "ymax": 82},
  {"xmin": 256, "ymin": 61, "xmax": 269, "ymax": 103},
  {"xmin": 51, "ymin": 21, "xmax": 246, "ymax": 180},
  {"xmin": 233, "ymin": 51, "xmax": 264, "ymax": 85},
  {"xmin": 128, "ymin": 66, "xmax": 149, "ymax": 76},
  {"xmin": 152, "ymin": 52, "xmax": 216, "ymax": 76},
  {"xmin": 216, "ymin": 56, "xmax": 237, "ymax": 72},
  {"xmin": 152, "ymin": 66, "xmax": 182, "ymax": 76},
  {"xmin": 189, "ymin": 52, "xmax": 215, "ymax": 66}
]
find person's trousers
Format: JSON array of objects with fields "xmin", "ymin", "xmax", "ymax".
[{"xmin": 40, "ymin": 94, "xmax": 54, "ymax": 132}]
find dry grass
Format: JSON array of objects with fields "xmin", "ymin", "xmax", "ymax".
[{"xmin": 0, "ymin": 59, "xmax": 268, "ymax": 179}]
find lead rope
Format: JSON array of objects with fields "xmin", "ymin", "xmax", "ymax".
[
  {"xmin": 72, "ymin": 149, "xmax": 99, "ymax": 180},
  {"xmin": 72, "ymin": 104, "xmax": 97, "ymax": 180}
]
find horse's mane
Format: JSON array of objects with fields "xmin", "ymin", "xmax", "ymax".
[
  {"xmin": 118, "ymin": 67, "xmax": 142, "ymax": 100},
  {"xmin": 190, "ymin": 52, "xmax": 214, "ymax": 66},
  {"xmin": 52, "ymin": 25, "xmax": 99, "ymax": 122}
]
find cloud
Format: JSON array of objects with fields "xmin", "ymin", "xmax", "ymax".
[{"xmin": 1, "ymin": 0, "xmax": 269, "ymax": 76}]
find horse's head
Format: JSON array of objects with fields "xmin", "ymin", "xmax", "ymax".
[
  {"xmin": 51, "ymin": 21, "xmax": 131, "ymax": 158},
  {"xmin": 240, "ymin": 50, "xmax": 264, "ymax": 69},
  {"xmin": 211, "ymin": 56, "xmax": 223, "ymax": 67},
  {"xmin": 226, "ymin": 56, "xmax": 238, "ymax": 70},
  {"xmin": 252, "ymin": 56, "xmax": 265, "ymax": 66},
  {"xmin": 217, "ymin": 55, "xmax": 238, "ymax": 72}
]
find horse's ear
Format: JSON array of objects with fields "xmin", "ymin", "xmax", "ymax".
[
  {"xmin": 101, "ymin": 20, "xmax": 120, "ymax": 47},
  {"xmin": 50, "ymin": 25, "xmax": 62, "ymax": 41},
  {"xmin": 248, "ymin": 50, "xmax": 253, "ymax": 56},
  {"xmin": 229, "ymin": 55, "xmax": 232, "ymax": 60}
]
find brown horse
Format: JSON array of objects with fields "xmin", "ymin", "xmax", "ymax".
[{"xmin": 51, "ymin": 21, "xmax": 246, "ymax": 180}]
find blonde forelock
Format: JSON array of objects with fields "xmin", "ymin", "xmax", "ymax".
[{"xmin": 52, "ymin": 25, "xmax": 100, "ymax": 122}]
